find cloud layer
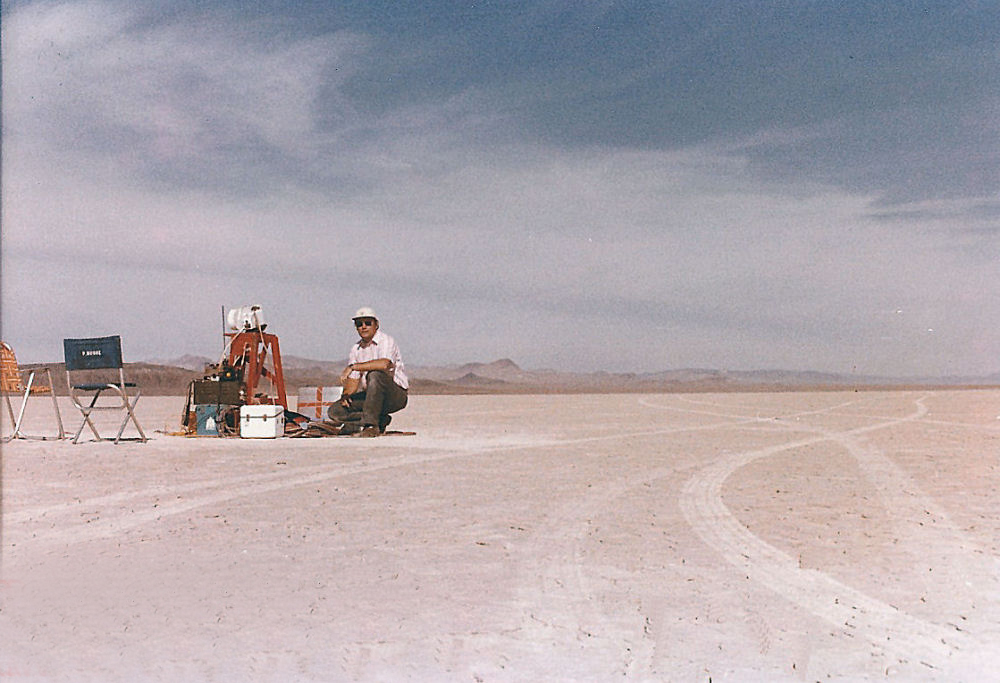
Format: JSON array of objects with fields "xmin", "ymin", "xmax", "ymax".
[{"xmin": 3, "ymin": 1, "xmax": 998, "ymax": 376}]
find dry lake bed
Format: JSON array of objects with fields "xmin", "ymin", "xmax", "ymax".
[{"xmin": 2, "ymin": 391, "xmax": 999, "ymax": 681}]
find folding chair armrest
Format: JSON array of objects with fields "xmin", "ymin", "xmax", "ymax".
[
  {"xmin": 72, "ymin": 382, "xmax": 136, "ymax": 391},
  {"xmin": 68, "ymin": 383, "xmax": 129, "ymax": 410}
]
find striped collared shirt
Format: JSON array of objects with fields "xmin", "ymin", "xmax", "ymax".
[{"xmin": 348, "ymin": 329, "xmax": 408, "ymax": 390}]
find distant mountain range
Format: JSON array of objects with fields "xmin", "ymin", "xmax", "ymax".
[{"xmin": 129, "ymin": 354, "xmax": 1000, "ymax": 396}]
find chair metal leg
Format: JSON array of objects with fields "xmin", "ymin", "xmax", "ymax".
[
  {"xmin": 71, "ymin": 386, "xmax": 146, "ymax": 444},
  {"xmin": 129, "ymin": 395, "xmax": 147, "ymax": 442},
  {"xmin": 12, "ymin": 376, "xmax": 33, "ymax": 436},
  {"xmin": 2, "ymin": 369, "xmax": 65, "ymax": 441},
  {"xmin": 113, "ymin": 393, "xmax": 147, "ymax": 444},
  {"xmin": 74, "ymin": 413, "xmax": 103, "ymax": 443},
  {"xmin": 71, "ymin": 413, "xmax": 90, "ymax": 443},
  {"xmin": 71, "ymin": 392, "xmax": 104, "ymax": 444},
  {"xmin": 43, "ymin": 369, "xmax": 65, "ymax": 439},
  {"xmin": 2, "ymin": 393, "xmax": 16, "ymax": 442},
  {"xmin": 50, "ymin": 388, "xmax": 66, "ymax": 439}
]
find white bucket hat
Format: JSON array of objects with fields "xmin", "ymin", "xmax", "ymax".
[{"xmin": 352, "ymin": 306, "xmax": 378, "ymax": 321}]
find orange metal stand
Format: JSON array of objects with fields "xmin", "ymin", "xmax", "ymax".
[{"xmin": 225, "ymin": 330, "xmax": 288, "ymax": 409}]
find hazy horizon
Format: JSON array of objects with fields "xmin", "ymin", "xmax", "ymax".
[
  {"xmin": 3, "ymin": 1, "xmax": 998, "ymax": 376},
  {"xmin": 133, "ymin": 350, "xmax": 1000, "ymax": 381}
]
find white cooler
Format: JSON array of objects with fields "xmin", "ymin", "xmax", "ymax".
[{"xmin": 239, "ymin": 404, "xmax": 285, "ymax": 438}]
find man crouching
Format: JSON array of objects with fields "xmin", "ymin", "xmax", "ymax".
[{"xmin": 328, "ymin": 307, "xmax": 408, "ymax": 437}]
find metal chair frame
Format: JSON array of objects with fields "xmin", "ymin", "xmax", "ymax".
[
  {"xmin": 64, "ymin": 336, "xmax": 147, "ymax": 444},
  {"xmin": 1, "ymin": 344, "xmax": 66, "ymax": 441}
]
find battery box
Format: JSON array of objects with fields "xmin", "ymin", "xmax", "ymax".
[{"xmin": 193, "ymin": 379, "xmax": 242, "ymax": 405}]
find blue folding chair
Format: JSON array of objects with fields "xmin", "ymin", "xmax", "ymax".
[{"xmin": 64, "ymin": 336, "xmax": 147, "ymax": 444}]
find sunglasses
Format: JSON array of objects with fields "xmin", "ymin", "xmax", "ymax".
[{"xmin": 354, "ymin": 318, "xmax": 376, "ymax": 328}]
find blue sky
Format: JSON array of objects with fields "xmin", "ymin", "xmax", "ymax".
[{"xmin": 2, "ymin": 0, "xmax": 998, "ymax": 376}]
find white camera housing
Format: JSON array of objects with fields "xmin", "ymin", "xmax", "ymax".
[{"xmin": 227, "ymin": 305, "xmax": 266, "ymax": 332}]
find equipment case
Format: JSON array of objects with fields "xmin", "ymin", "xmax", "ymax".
[
  {"xmin": 193, "ymin": 379, "xmax": 242, "ymax": 405},
  {"xmin": 297, "ymin": 386, "xmax": 344, "ymax": 420},
  {"xmin": 239, "ymin": 404, "xmax": 284, "ymax": 438}
]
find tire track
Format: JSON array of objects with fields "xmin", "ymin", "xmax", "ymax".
[
  {"xmin": 512, "ymin": 396, "xmax": 864, "ymax": 678},
  {"xmin": 516, "ymin": 394, "xmax": 990, "ymax": 677},
  {"xmin": 6, "ymin": 449, "xmax": 481, "ymax": 549},
  {"xmin": 7, "ymin": 414, "xmax": 814, "ymax": 553},
  {"xmin": 6, "ymin": 461, "xmax": 339, "ymax": 526},
  {"xmin": 513, "ymin": 468, "xmax": 678, "ymax": 679},
  {"xmin": 8, "ymin": 390, "xmax": 832, "ymax": 537},
  {"xmin": 679, "ymin": 396, "xmax": 979, "ymax": 670}
]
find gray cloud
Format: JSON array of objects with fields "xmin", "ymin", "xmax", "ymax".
[{"xmin": 2, "ymin": 0, "xmax": 998, "ymax": 376}]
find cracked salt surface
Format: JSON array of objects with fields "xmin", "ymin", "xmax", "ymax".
[{"xmin": 3, "ymin": 391, "xmax": 999, "ymax": 681}]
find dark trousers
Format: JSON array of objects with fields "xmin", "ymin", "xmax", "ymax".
[{"xmin": 328, "ymin": 370, "xmax": 407, "ymax": 430}]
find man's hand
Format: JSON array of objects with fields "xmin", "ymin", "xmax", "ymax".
[{"xmin": 341, "ymin": 363, "xmax": 361, "ymax": 399}]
